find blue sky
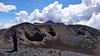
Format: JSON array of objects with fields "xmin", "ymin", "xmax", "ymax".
[
  {"xmin": 0, "ymin": 0, "xmax": 81, "ymax": 23},
  {"xmin": 0, "ymin": 0, "xmax": 100, "ymax": 29}
]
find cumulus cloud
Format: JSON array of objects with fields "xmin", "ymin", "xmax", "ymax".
[
  {"xmin": 30, "ymin": 2, "xmax": 63, "ymax": 23},
  {"xmin": 15, "ymin": 0, "xmax": 100, "ymax": 29},
  {"xmin": 15, "ymin": 11, "xmax": 31, "ymax": 23},
  {"xmin": 0, "ymin": 3, "xmax": 16, "ymax": 12},
  {"xmin": 0, "ymin": 23, "xmax": 15, "ymax": 29},
  {"xmin": 16, "ymin": 1, "xmax": 63, "ymax": 23},
  {"xmin": 1, "ymin": 0, "xmax": 100, "ymax": 29}
]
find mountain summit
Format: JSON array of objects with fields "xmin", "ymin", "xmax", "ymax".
[{"xmin": 44, "ymin": 20, "xmax": 55, "ymax": 24}]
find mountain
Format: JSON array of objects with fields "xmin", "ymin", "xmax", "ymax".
[
  {"xmin": 44, "ymin": 20, "xmax": 55, "ymax": 24},
  {"xmin": 0, "ymin": 22, "xmax": 100, "ymax": 56}
]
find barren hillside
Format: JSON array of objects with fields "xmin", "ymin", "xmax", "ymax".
[{"xmin": 0, "ymin": 22, "xmax": 100, "ymax": 56}]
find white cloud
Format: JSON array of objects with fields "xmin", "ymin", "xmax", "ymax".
[
  {"xmin": 16, "ymin": 1, "xmax": 63, "ymax": 23},
  {"xmin": 0, "ymin": 23, "xmax": 15, "ymax": 29},
  {"xmin": 13, "ymin": 0, "xmax": 100, "ymax": 29},
  {"xmin": 0, "ymin": 3, "xmax": 16, "ymax": 12},
  {"xmin": 1, "ymin": 0, "xmax": 100, "ymax": 29},
  {"xmin": 30, "ymin": 9, "xmax": 45, "ymax": 23},
  {"xmin": 15, "ymin": 11, "xmax": 31, "ymax": 23},
  {"xmin": 77, "ymin": 13, "xmax": 100, "ymax": 29}
]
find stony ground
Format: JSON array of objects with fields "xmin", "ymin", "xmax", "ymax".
[
  {"xmin": 0, "ymin": 47, "xmax": 92, "ymax": 56},
  {"xmin": 0, "ymin": 41, "xmax": 92, "ymax": 56},
  {"xmin": 0, "ymin": 32, "xmax": 92, "ymax": 56}
]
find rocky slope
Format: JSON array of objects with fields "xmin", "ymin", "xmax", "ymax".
[{"xmin": 0, "ymin": 22, "xmax": 100, "ymax": 56}]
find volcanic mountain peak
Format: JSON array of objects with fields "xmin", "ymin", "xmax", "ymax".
[{"xmin": 44, "ymin": 20, "xmax": 55, "ymax": 24}]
